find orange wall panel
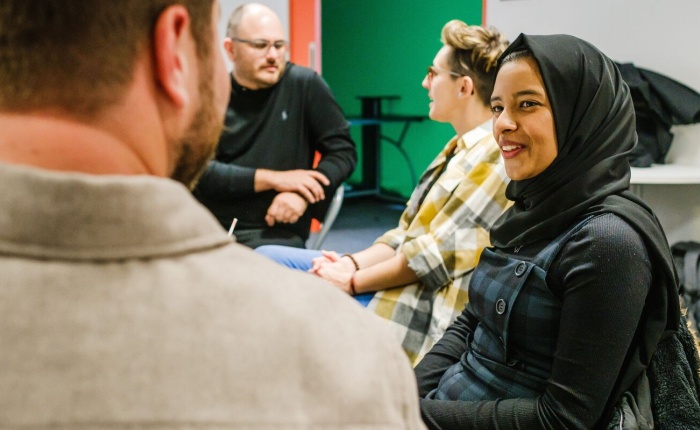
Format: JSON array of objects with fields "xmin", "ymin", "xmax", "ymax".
[{"xmin": 289, "ymin": 0, "xmax": 320, "ymax": 72}]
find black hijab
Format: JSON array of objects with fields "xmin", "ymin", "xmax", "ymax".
[{"xmin": 490, "ymin": 34, "xmax": 680, "ymax": 419}]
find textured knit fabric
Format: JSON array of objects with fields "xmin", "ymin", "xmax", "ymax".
[
  {"xmin": 416, "ymin": 214, "xmax": 652, "ymax": 429},
  {"xmin": 193, "ymin": 62, "xmax": 356, "ymax": 247},
  {"xmin": 0, "ymin": 162, "xmax": 425, "ymax": 429},
  {"xmin": 647, "ymin": 314, "xmax": 700, "ymax": 429},
  {"xmin": 368, "ymin": 123, "xmax": 510, "ymax": 365}
]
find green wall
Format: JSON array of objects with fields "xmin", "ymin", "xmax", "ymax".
[{"xmin": 322, "ymin": 0, "xmax": 483, "ymax": 198}]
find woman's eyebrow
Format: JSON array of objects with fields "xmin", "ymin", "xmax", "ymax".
[
  {"xmin": 514, "ymin": 89, "xmax": 545, "ymax": 97},
  {"xmin": 491, "ymin": 89, "xmax": 545, "ymax": 103}
]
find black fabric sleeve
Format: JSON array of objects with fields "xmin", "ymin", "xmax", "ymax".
[
  {"xmin": 415, "ymin": 310, "xmax": 476, "ymax": 398},
  {"xmin": 304, "ymin": 73, "xmax": 356, "ymax": 219},
  {"xmin": 194, "ymin": 160, "xmax": 257, "ymax": 200},
  {"xmin": 416, "ymin": 214, "xmax": 652, "ymax": 429}
]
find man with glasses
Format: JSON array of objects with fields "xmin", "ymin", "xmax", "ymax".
[{"xmin": 194, "ymin": 2, "xmax": 356, "ymax": 249}]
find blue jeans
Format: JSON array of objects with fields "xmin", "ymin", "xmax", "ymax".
[{"xmin": 256, "ymin": 245, "xmax": 375, "ymax": 307}]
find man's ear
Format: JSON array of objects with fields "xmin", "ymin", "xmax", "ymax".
[
  {"xmin": 223, "ymin": 37, "xmax": 235, "ymax": 62},
  {"xmin": 152, "ymin": 5, "xmax": 194, "ymax": 108}
]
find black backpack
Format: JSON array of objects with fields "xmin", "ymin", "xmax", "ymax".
[{"xmin": 671, "ymin": 241, "xmax": 700, "ymax": 337}]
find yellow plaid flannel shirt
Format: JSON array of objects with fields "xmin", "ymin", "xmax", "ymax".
[{"xmin": 367, "ymin": 123, "xmax": 511, "ymax": 365}]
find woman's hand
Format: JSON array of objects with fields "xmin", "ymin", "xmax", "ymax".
[
  {"xmin": 309, "ymin": 250, "xmax": 338, "ymax": 273},
  {"xmin": 310, "ymin": 251, "xmax": 357, "ymax": 294}
]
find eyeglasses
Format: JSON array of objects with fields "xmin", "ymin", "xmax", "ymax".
[
  {"xmin": 426, "ymin": 65, "xmax": 462, "ymax": 83},
  {"xmin": 232, "ymin": 37, "xmax": 287, "ymax": 53}
]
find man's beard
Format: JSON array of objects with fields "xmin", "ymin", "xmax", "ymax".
[{"xmin": 170, "ymin": 61, "xmax": 224, "ymax": 189}]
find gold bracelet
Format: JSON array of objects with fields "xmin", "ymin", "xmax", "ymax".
[{"xmin": 341, "ymin": 253, "xmax": 360, "ymax": 271}]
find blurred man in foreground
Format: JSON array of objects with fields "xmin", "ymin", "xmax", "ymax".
[{"xmin": 0, "ymin": 1, "xmax": 424, "ymax": 428}]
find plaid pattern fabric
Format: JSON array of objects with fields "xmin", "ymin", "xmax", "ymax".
[
  {"xmin": 367, "ymin": 124, "xmax": 511, "ymax": 366},
  {"xmin": 432, "ymin": 216, "xmax": 595, "ymax": 401}
]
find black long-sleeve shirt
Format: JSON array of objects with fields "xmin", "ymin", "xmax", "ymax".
[
  {"xmin": 194, "ymin": 63, "xmax": 356, "ymax": 240},
  {"xmin": 415, "ymin": 213, "xmax": 652, "ymax": 429}
]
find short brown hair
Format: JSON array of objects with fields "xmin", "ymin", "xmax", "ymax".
[
  {"xmin": 0, "ymin": 0, "xmax": 214, "ymax": 116},
  {"xmin": 441, "ymin": 20, "xmax": 509, "ymax": 107}
]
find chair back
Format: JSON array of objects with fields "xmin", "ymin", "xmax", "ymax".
[{"xmin": 309, "ymin": 185, "xmax": 344, "ymax": 250}]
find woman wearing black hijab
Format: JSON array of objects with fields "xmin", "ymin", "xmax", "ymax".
[{"xmin": 414, "ymin": 33, "xmax": 681, "ymax": 429}]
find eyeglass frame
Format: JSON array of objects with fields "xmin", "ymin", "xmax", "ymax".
[
  {"xmin": 231, "ymin": 37, "xmax": 288, "ymax": 53},
  {"xmin": 426, "ymin": 65, "xmax": 463, "ymax": 83}
]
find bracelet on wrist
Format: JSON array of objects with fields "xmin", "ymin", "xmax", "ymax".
[{"xmin": 342, "ymin": 253, "xmax": 360, "ymax": 271}]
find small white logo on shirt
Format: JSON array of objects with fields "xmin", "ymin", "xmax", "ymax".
[{"xmin": 281, "ymin": 110, "xmax": 288, "ymax": 121}]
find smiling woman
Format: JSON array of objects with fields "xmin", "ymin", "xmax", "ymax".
[
  {"xmin": 490, "ymin": 52, "xmax": 557, "ymax": 180},
  {"xmin": 415, "ymin": 34, "xmax": 689, "ymax": 429}
]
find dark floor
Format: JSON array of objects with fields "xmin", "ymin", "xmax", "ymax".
[{"xmin": 307, "ymin": 196, "xmax": 405, "ymax": 254}]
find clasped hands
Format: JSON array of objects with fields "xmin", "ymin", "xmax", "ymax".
[
  {"xmin": 264, "ymin": 169, "xmax": 329, "ymax": 226},
  {"xmin": 309, "ymin": 251, "xmax": 356, "ymax": 295}
]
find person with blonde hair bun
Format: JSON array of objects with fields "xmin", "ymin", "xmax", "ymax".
[{"xmin": 257, "ymin": 20, "xmax": 511, "ymax": 365}]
